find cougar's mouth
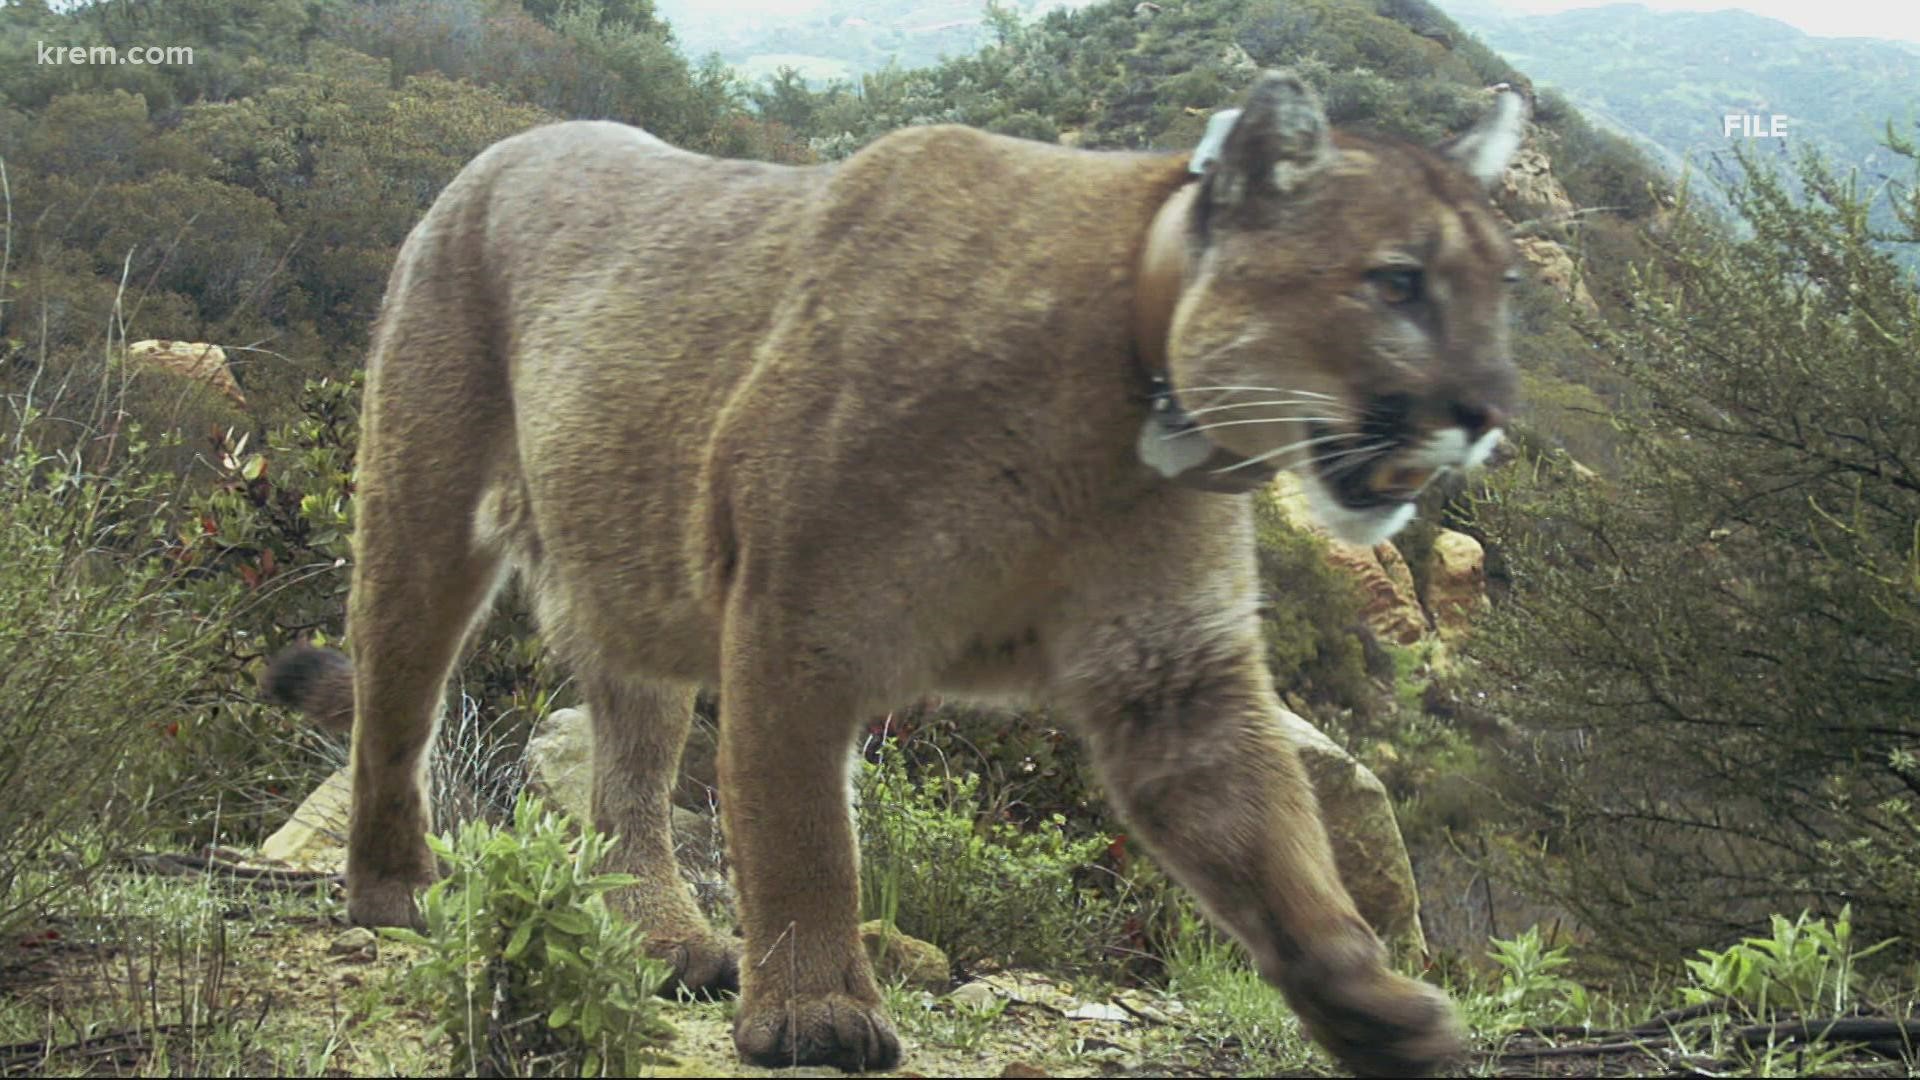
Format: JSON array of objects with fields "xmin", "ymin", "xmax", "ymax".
[
  {"xmin": 1296, "ymin": 394, "xmax": 1506, "ymax": 546},
  {"xmin": 1307, "ymin": 412, "xmax": 1434, "ymax": 512}
]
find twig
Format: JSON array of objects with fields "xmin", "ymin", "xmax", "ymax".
[
  {"xmin": 0, "ymin": 1021, "xmax": 198, "ymax": 1072},
  {"xmin": 121, "ymin": 850, "xmax": 341, "ymax": 891}
]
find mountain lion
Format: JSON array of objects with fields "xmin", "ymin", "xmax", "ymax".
[{"xmin": 265, "ymin": 71, "xmax": 1526, "ymax": 1076}]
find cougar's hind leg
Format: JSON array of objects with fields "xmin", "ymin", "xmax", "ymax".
[
  {"xmin": 581, "ymin": 673, "xmax": 739, "ymax": 996},
  {"xmin": 343, "ymin": 235, "xmax": 512, "ymax": 929}
]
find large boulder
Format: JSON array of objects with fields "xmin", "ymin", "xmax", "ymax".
[
  {"xmin": 1274, "ymin": 709, "xmax": 1428, "ymax": 957},
  {"xmin": 1321, "ymin": 538, "xmax": 1429, "ymax": 646},
  {"xmin": 1494, "ymin": 143, "xmax": 1600, "ymax": 315}
]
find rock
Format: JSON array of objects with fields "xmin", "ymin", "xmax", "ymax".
[
  {"xmin": 1268, "ymin": 474, "xmax": 1430, "ymax": 645},
  {"xmin": 258, "ymin": 767, "xmax": 350, "ymax": 872},
  {"xmin": 525, "ymin": 706, "xmax": 593, "ymax": 819},
  {"xmin": 125, "ymin": 339, "xmax": 245, "ymax": 406},
  {"xmin": 1323, "ymin": 538, "xmax": 1429, "ymax": 646},
  {"xmin": 949, "ymin": 980, "xmax": 999, "ymax": 1010},
  {"xmin": 328, "ymin": 926, "xmax": 378, "ymax": 961},
  {"xmin": 1515, "ymin": 235, "xmax": 1598, "ymax": 315},
  {"xmin": 1273, "ymin": 709, "xmax": 1428, "ymax": 957},
  {"xmin": 1062, "ymin": 1000, "xmax": 1132, "ymax": 1023},
  {"xmin": 1218, "ymin": 43, "xmax": 1258, "ymax": 77},
  {"xmin": 1498, "ymin": 146, "xmax": 1573, "ymax": 219},
  {"xmin": 1494, "ymin": 145, "xmax": 1600, "ymax": 315},
  {"xmin": 860, "ymin": 920, "xmax": 950, "ymax": 991},
  {"xmin": 1421, "ymin": 530, "xmax": 1490, "ymax": 641}
]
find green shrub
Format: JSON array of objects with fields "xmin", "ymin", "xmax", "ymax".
[
  {"xmin": 385, "ymin": 794, "xmax": 672, "ymax": 1078},
  {"xmin": 857, "ymin": 740, "xmax": 1121, "ymax": 973},
  {"xmin": 1251, "ymin": 488, "xmax": 1374, "ymax": 715},
  {"xmin": 0, "ymin": 421, "xmax": 235, "ymax": 935}
]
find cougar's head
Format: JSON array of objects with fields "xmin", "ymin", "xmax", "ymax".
[{"xmin": 1136, "ymin": 70, "xmax": 1527, "ymax": 546}]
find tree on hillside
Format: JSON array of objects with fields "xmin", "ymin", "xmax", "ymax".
[{"xmin": 1465, "ymin": 136, "xmax": 1920, "ymax": 959}]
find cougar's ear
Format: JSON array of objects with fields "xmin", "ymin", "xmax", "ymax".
[
  {"xmin": 1200, "ymin": 70, "xmax": 1334, "ymax": 210},
  {"xmin": 1437, "ymin": 85, "xmax": 1530, "ymax": 190}
]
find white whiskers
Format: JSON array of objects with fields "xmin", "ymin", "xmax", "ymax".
[{"xmin": 1210, "ymin": 429, "xmax": 1361, "ymax": 474}]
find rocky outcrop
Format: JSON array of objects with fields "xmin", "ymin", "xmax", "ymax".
[
  {"xmin": 1420, "ymin": 530, "xmax": 1490, "ymax": 641},
  {"xmin": 126, "ymin": 339, "xmax": 245, "ymax": 406},
  {"xmin": 1499, "ymin": 146, "xmax": 1573, "ymax": 217},
  {"xmin": 1497, "ymin": 145, "xmax": 1599, "ymax": 315},
  {"xmin": 1321, "ymin": 538, "xmax": 1430, "ymax": 646},
  {"xmin": 1515, "ymin": 234, "xmax": 1597, "ymax": 315},
  {"xmin": 1275, "ymin": 709, "xmax": 1427, "ymax": 956},
  {"xmin": 1268, "ymin": 474, "xmax": 1432, "ymax": 645}
]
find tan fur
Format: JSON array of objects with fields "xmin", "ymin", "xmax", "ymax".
[{"xmin": 264, "ymin": 72, "xmax": 1522, "ymax": 1075}]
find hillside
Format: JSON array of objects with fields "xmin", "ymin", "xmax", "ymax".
[
  {"xmin": 655, "ymin": 0, "xmax": 1061, "ymax": 81},
  {"xmin": 1443, "ymin": 3, "xmax": 1920, "ymax": 197}
]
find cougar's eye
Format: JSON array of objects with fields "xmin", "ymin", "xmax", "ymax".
[{"xmin": 1368, "ymin": 266, "xmax": 1424, "ymax": 305}]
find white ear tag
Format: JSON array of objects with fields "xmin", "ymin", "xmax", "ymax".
[
  {"xmin": 1191, "ymin": 108, "xmax": 1241, "ymax": 176},
  {"xmin": 1138, "ymin": 411, "xmax": 1215, "ymax": 478}
]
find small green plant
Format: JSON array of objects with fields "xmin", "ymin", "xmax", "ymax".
[
  {"xmin": 1158, "ymin": 906, "xmax": 1317, "ymax": 1075},
  {"xmin": 385, "ymin": 794, "xmax": 672, "ymax": 1077},
  {"xmin": 1475, "ymin": 925, "xmax": 1591, "ymax": 1032},
  {"xmin": 857, "ymin": 740, "xmax": 1118, "ymax": 971},
  {"xmin": 1681, "ymin": 907, "xmax": 1897, "ymax": 1019}
]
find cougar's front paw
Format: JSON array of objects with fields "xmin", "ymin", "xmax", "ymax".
[
  {"xmin": 650, "ymin": 934, "xmax": 741, "ymax": 998},
  {"xmin": 733, "ymin": 992, "xmax": 902, "ymax": 1073},
  {"xmin": 1285, "ymin": 963, "xmax": 1463, "ymax": 1078}
]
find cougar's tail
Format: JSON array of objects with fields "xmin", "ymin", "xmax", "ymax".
[{"xmin": 261, "ymin": 644, "xmax": 356, "ymax": 734}]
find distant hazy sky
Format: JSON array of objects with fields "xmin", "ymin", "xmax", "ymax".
[
  {"xmin": 670, "ymin": 0, "xmax": 1920, "ymax": 44},
  {"xmin": 1432, "ymin": 0, "xmax": 1918, "ymax": 43}
]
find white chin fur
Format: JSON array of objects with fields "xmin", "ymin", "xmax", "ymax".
[{"xmin": 1301, "ymin": 472, "xmax": 1417, "ymax": 546}]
